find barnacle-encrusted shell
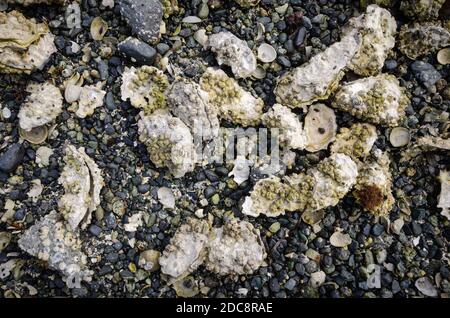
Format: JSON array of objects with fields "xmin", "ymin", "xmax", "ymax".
[
  {"xmin": 76, "ymin": 83, "xmax": 106, "ymax": 118},
  {"xmin": 353, "ymin": 151, "xmax": 394, "ymax": 216},
  {"xmin": 18, "ymin": 82, "xmax": 63, "ymax": 132},
  {"xmin": 304, "ymin": 104, "xmax": 337, "ymax": 152},
  {"xmin": 206, "ymin": 218, "xmax": 266, "ymax": 276},
  {"xmin": 121, "ymin": 65, "xmax": 169, "ymax": 115},
  {"xmin": 344, "ymin": 4, "xmax": 397, "ymax": 76},
  {"xmin": 331, "ymin": 123, "xmax": 378, "ymax": 161},
  {"xmin": 18, "ymin": 211, "xmax": 93, "ymax": 287},
  {"xmin": 167, "ymin": 77, "xmax": 219, "ymax": 142},
  {"xmin": 205, "ymin": 31, "xmax": 257, "ymax": 78},
  {"xmin": 159, "ymin": 218, "xmax": 211, "ymax": 282},
  {"xmin": 58, "ymin": 145, "xmax": 104, "ymax": 230},
  {"xmin": 398, "ymin": 23, "xmax": 450, "ymax": 60},
  {"xmin": 332, "ymin": 73, "xmax": 409, "ymax": 127},
  {"xmin": 0, "ymin": 11, "xmax": 56, "ymax": 74},
  {"xmin": 438, "ymin": 170, "xmax": 450, "ymax": 221},
  {"xmin": 5, "ymin": 0, "xmax": 65, "ymax": 5},
  {"xmin": 400, "ymin": 0, "xmax": 446, "ymax": 21},
  {"xmin": 200, "ymin": 68, "xmax": 264, "ymax": 126},
  {"xmin": 261, "ymin": 104, "xmax": 306, "ymax": 150},
  {"xmin": 138, "ymin": 110, "xmax": 196, "ymax": 178},
  {"xmin": 275, "ymin": 32, "xmax": 360, "ymax": 110}
]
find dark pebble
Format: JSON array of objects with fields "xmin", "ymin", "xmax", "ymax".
[
  {"xmin": 118, "ymin": 37, "xmax": 157, "ymax": 65},
  {"xmin": 0, "ymin": 143, "xmax": 25, "ymax": 173}
]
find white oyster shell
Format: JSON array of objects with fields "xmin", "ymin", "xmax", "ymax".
[
  {"xmin": 331, "ymin": 123, "xmax": 378, "ymax": 161},
  {"xmin": 58, "ymin": 145, "xmax": 104, "ymax": 230},
  {"xmin": 200, "ymin": 67, "xmax": 264, "ymax": 126},
  {"xmin": 76, "ymin": 83, "xmax": 106, "ymax": 118},
  {"xmin": 205, "ymin": 31, "xmax": 256, "ymax": 78},
  {"xmin": 138, "ymin": 110, "xmax": 196, "ymax": 178},
  {"xmin": 438, "ymin": 170, "xmax": 450, "ymax": 221},
  {"xmin": 344, "ymin": 4, "xmax": 397, "ymax": 76},
  {"xmin": 275, "ymin": 31, "xmax": 361, "ymax": 110},
  {"xmin": 18, "ymin": 82, "xmax": 63, "ymax": 131},
  {"xmin": 206, "ymin": 218, "xmax": 266, "ymax": 276},
  {"xmin": 18, "ymin": 211, "xmax": 93, "ymax": 287},
  {"xmin": 304, "ymin": 104, "xmax": 337, "ymax": 152},
  {"xmin": 332, "ymin": 73, "xmax": 409, "ymax": 127}
]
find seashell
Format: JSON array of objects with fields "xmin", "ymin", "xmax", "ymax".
[
  {"xmin": 90, "ymin": 17, "xmax": 108, "ymax": 41},
  {"xmin": 194, "ymin": 29, "xmax": 208, "ymax": 46},
  {"xmin": 437, "ymin": 47, "xmax": 450, "ymax": 65},
  {"xmin": 257, "ymin": 43, "xmax": 277, "ymax": 63},
  {"xmin": 172, "ymin": 276, "xmax": 199, "ymax": 298},
  {"xmin": 255, "ymin": 22, "xmax": 265, "ymax": 42},
  {"xmin": 251, "ymin": 65, "xmax": 266, "ymax": 79},
  {"xmin": 304, "ymin": 104, "xmax": 337, "ymax": 152},
  {"xmin": 64, "ymin": 73, "xmax": 84, "ymax": 103},
  {"xmin": 389, "ymin": 127, "xmax": 410, "ymax": 147},
  {"xmin": 330, "ymin": 231, "xmax": 352, "ymax": 247},
  {"xmin": 415, "ymin": 277, "xmax": 438, "ymax": 297},
  {"xmin": 19, "ymin": 126, "xmax": 48, "ymax": 144},
  {"xmin": 138, "ymin": 250, "xmax": 160, "ymax": 272},
  {"xmin": 157, "ymin": 187, "xmax": 175, "ymax": 210},
  {"xmin": 182, "ymin": 16, "xmax": 202, "ymax": 23}
]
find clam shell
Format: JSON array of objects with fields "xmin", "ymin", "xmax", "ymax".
[
  {"xmin": 257, "ymin": 43, "xmax": 277, "ymax": 63},
  {"xmin": 304, "ymin": 104, "xmax": 337, "ymax": 152},
  {"xmin": 251, "ymin": 65, "xmax": 267, "ymax": 79},
  {"xmin": 90, "ymin": 17, "xmax": 108, "ymax": 41},
  {"xmin": 19, "ymin": 126, "xmax": 48, "ymax": 144},
  {"xmin": 389, "ymin": 127, "xmax": 410, "ymax": 147},
  {"xmin": 437, "ymin": 47, "xmax": 450, "ymax": 65}
]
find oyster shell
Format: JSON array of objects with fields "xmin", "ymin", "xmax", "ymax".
[
  {"xmin": 18, "ymin": 211, "xmax": 93, "ymax": 287},
  {"xmin": 76, "ymin": 83, "xmax": 106, "ymax": 118},
  {"xmin": 200, "ymin": 67, "xmax": 264, "ymax": 127},
  {"xmin": 257, "ymin": 43, "xmax": 277, "ymax": 63},
  {"xmin": 205, "ymin": 31, "xmax": 256, "ymax": 78},
  {"xmin": 398, "ymin": 23, "xmax": 450, "ymax": 60},
  {"xmin": 331, "ymin": 123, "xmax": 378, "ymax": 161},
  {"xmin": 304, "ymin": 104, "xmax": 337, "ymax": 152},
  {"xmin": 138, "ymin": 110, "xmax": 196, "ymax": 178},
  {"xmin": 18, "ymin": 82, "xmax": 63, "ymax": 132},
  {"xmin": 438, "ymin": 170, "xmax": 450, "ymax": 221},
  {"xmin": 159, "ymin": 218, "xmax": 211, "ymax": 282},
  {"xmin": 332, "ymin": 73, "xmax": 409, "ymax": 127},
  {"xmin": 275, "ymin": 31, "xmax": 360, "ymax": 110},
  {"xmin": 343, "ymin": 4, "xmax": 397, "ymax": 76},
  {"xmin": 353, "ymin": 151, "xmax": 394, "ymax": 216},
  {"xmin": 121, "ymin": 65, "xmax": 169, "ymax": 115},
  {"xmin": 400, "ymin": 0, "xmax": 446, "ymax": 21},
  {"xmin": 206, "ymin": 218, "xmax": 266, "ymax": 276},
  {"xmin": 58, "ymin": 145, "xmax": 104, "ymax": 230}
]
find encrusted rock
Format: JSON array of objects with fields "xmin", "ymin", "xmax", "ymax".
[
  {"xmin": 400, "ymin": 0, "xmax": 446, "ymax": 21},
  {"xmin": 353, "ymin": 151, "xmax": 394, "ymax": 216},
  {"xmin": 205, "ymin": 31, "xmax": 256, "ymax": 78},
  {"xmin": 121, "ymin": 65, "xmax": 168, "ymax": 115},
  {"xmin": 398, "ymin": 23, "xmax": 450, "ymax": 60},
  {"xmin": 58, "ymin": 145, "xmax": 104, "ymax": 230},
  {"xmin": 138, "ymin": 250, "xmax": 161, "ymax": 272},
  {"xmin": 206, "ymin": 218, "xmax": 266, "ymax": 276},
  {"xmin": 18, "ymin": 82, "xmax": 63, "ymax": 131},
  {"xmin": 18, "ymin": 211, "xmax": 93, "ymax": 287},
  {"xmin": 275, "ymin": 32, "xmax": 360, "ymax": 110},
  {"xmin": 343, "ymin": 4, "xmax": 397, "ymax": 76},
  {"xmin": 76, "ymin": 83, "xmax": 106, "ymax": 118},
  {"xmin": 138, "ymin": 110, "xmax": 196, "ymax": 178},
  {"xmin": 200, "ymin": 68, "xmax": 264, "ymax": 126},
  {"xmin": 331, "ymin": 123, "xmax": 378, "ymax": 161},
  {"xmin": 304, "ymin": 104, "xmax": 337, "ymax": 152},
  {"xmin": 438, "ymin": 170, "xmax": 450, "ymax": 221},
  {"xmin": 332, "ymin": 74, "xmax": 409, "ymax": 127}
]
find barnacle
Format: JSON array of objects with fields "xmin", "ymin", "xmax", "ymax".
[
  {"xmin": 200, "ymin": 68, "xmax": 264, "ymax": 127},
  {"xmin": 18, "ymin": 211, "xmax": 93, "ymax": 287},
  {"xmin": 331, "ymin": 123, "xmax": 378, "ymax": 161},
  {"xmin": 138, "ymin": 110, "xmax": 196, "ymax": 178},
  {"xmin": 0, "ymin": 11, "xmax": 56, "ymax": 74},
  {"xmin": 332, "ymin": 73, "xmax": 409, "ymax": 127},
  {"xmin": 121, "ymin": 65, "xmax": 169, "ymax": 115},
  {"xmin": 58, "ymin": 145, "xmax": 104, "ymax": 230},
  {"xmin": 18, "ymin": 82, "xmax": 63, "ymax": 132},
  {"xmin": 205, "ymin": 31, "xmax": 257, "ymax": 78},
  {"xmin": 400, "ymin": 0, "xmax": 446, "ymax": 21},
  {"xmin": 275, "ymin": 31, "xmax": 361, "ymax": 110}
]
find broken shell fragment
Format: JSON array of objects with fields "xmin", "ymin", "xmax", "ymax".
[
  {"xmin": 438, "ymin": 170, "xmax": 450, "ymax": 221},
  {"xmin": 138, "ymin": 249, "xmax": 161, "ymax": 272},
  {"xmin": 76, "ymin": 83, "xmax": 106, "ymax": 118},
  {"xmin": 257, "ymin": 43, "xmax": 277, "ymax": 63},
  {"xmin": 90, "ymin": 17, "xmax": 108, "ymax": 41},
  {"xmin": 18, "ymin": 82, "xmax": 63, "ymax": 132},
  {"xmin": 437, "ymin": 47, "xmax": 450, "ymax": 65},
  {"xmin": 64, "ymin": 73, "xmax": 84, "ymax": 103},
  {"xmin": 332, "ymin": 73, "xmax": 409, "ymax": 127},
  {"xmin": 205, "ymin": 31, "xmax": 257, "ymax": 78},
  {"xmin": 19, "ymin": 126, "xmax": 48, "ymax": 145},
  {"xmin": 275, "ymin": 31, "xmax": 360, "ymax": 110},
  {"xmin": 415, "ymin": 277, "xmax": 438, "ymax": 297},
  {"xmin": 304, "ymin": 104, "xmax": 337, "ymax": 152},
  {"xmin": 330, "ymin": 231, "xmax": 352, "ymax": 247},
  {"xmin": 157, "ymin": 187, "xmax": 175, "ymax": 210},
  {"xmin": 0, "ymin": 231, "xmax": 11, "ymax": 252},
  {"xmin": 331, "ymin": 123, "xmax": 377, "ymax": 161},
  {"xmin": 390, "ymin": 127, "xmax": 410, "ymax": 147}
]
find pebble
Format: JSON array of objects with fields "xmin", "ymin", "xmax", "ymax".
[
  {"xmin": 411, "ymin": 61, "xmax": 442, "ymax": 88},
  {"xmin": 0, "ymin": 143, "xmax": 25, "ymax": 173},
  {"xmin": 118, "ymin": 37, "xmax": 157, "ymax": 65},
  {"xmin": 89, "ymin": 224, "xmax": 102, "ymax": 237}
]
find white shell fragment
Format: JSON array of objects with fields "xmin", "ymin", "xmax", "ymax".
[
  {"xmin": 304, "ymin": 104, "xmax": 337, "ymax": 152},
  {"xmin": 344, "ymin": 4, "xmax": 397, "ymax": 76},
  {"xmin": 200, "ymin": 67, "xmax": 264, "ymax": 126},
  {"xmin": 182, "ymin": 16, "xmax": 202, "ymax": 24},
  {"xmin": 121, "ymin": 65, "xmax": 169, "ymax": 115},
  {"xmin": 58, "ymin": 145, "xmax": 104, "ymax": 230},
  {"xmin": 330, "ymin": 231, "xmax": 352, "ymax": 248},
  {"xmin": 157, "ymin": 187, "xmax": 176, "ymax": 210},
  {"xmin": 437, "ymin": 47, "xmax": 450, "ymax": 65},
  {"xmin": 390, "ymin": 127, "xmax": 410, "ymax": 147},
  {"xmin": 415, "ymin": 277, "xmax": 438, "ymax": 297},
  {"xmin": 18, "ymin": 82, "xmax": 63, "ymax": 131},
  {"xmin": 64, "ymin": 73, "xmax": 84, "ymax": 103},
  {"xmin": 229, "ymin": 156, "xmax": 251, "ymax": 185},
  {"xmin": 76, "ymin": 83, "xmax": 106, "ymax": 118},
  {"xmin": 331, "ymin": 123, "xmax": 377, "ymax": 161},
  {"xmin": 36, "ymin": 146, "xmax": 53, "ymax": 167},
  {"xmin": 124, "ymin": 212, "xmax": 143, "ymax": 232},
  {"xmin": 332, "ymin": 74, "xmax": 409, "ymax": 127},
  {"xmin": 18, "ymin": 211, "xmax": 93, "ymax": 287},
  {"xmin": 275, "ymin": 32, "xmax": 360, "ymax": 110},
  {"xmin": 138, "ymin": 110, "xmax": 196, "ymax": 178},
  {"xmin": 257, "ymin": 43, "xmax": 277, "ymax": 63},
  {"xmin": 205, "ymin": 31, "xmax": 257, "ymax": 78},
  {"xmin": 438, "ymin": 170, "xmax": 450, "ymax": 221}
]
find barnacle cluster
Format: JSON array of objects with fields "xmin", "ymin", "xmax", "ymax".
[
  {"xmin": 121, "ymin": 65, "xmax": 169, "ymax": 115},
  {"xmin": 0, "ymin": 11, "xmax": 56, "ymax": 74},
  {"xmin": 138, "ymin": 110, "xmax": 196, "ymax": 178},
  {"xmin": 18, "ymin": 211, "xmax": 93, "ymax": 286},
  {"xmin": 400, "ymin": 0, "xmax": 446, "ymax": 21},
  {"xmin": 18, "ymin": 82, "xmax": 63, "ymax": 131},
  {"xmin": 332, "ymin": 74, "xmax": 410, "ymax": 127},
  {"xmin": 205, "ymin": 31, "xmax": 257, "ymax": 78},
  {"xmin": 331, "ymin": 123, "xmax": 378, "ymax": 161},
  {"xmin": 58, "ymin": 145, "xmax": 104, "ymax": 230},
  {"xmin": 200, "ymin": 68, "xmax": 264, "ymax": 127}
]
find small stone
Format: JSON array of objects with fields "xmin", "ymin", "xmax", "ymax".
[
  {"xmin": 411, "ymin": 61, "xmax": 442, "ymax": 88},
  {"xmin": 89, "ymin": 224, "xmax": 102, "ymax": 237},
  {"xmin": 310, "ymin": 271, "xmax": 326, "ymax": 288},
  {"xmin": 118, "ymin": 37, "xmax": 157, "ymax": 65},
  {"xmin": 372, "ymin": 224, "xmax": 384, "ymax": 237},
  {"xmin": 269, "ymin": 222, "xmax": 281, "ymax": 233},
  {"xmin": 156, "ymin": 43, "xmax": 170, "ymax": 55},
  {"xmin": 0, "ymin": 144, "xmax": 25, "ymax": 173}
]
